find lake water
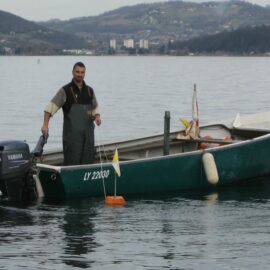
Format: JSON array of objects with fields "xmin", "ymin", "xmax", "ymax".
[
  {"xmin": 1, "ymin": 56, "xmax": 270, "ymax": 149},
  {"xmin": 1, "ymin": 56, "xmax": 270, "ymax": 269}
]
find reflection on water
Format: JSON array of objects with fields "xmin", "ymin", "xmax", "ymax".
[
  {"xmin": 61, "ymin": 201, "xmax": 98, "ymax": 268},
  {"xmin": 1, "ymin": 180, "xmax": 270, "ymax": 269}
]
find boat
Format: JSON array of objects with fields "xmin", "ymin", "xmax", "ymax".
[
  {"xmin": 2, "ymin": 82, "xmax": 270, "ymax": 202},
  {"xmin": 35, "ymin": 111, "xmax": 270, "ymax": 200}
]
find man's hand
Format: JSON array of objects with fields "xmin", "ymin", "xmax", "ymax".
[
  {"xmin": 95, "ymin": 115, "xmax": 101, "ymax": 126},
  {"xmin": 41, "ymin": 124, "xmax": 49, "ymax": 136}
]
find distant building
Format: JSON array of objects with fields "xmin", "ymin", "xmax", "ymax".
[
  {"xmin": 139, "ymin": 39, "xmax": 149, "ymax": 49},
  {"xmin": 110, "ymin": 39, "xmax": 116, "ymax": 49},
  {"xmin": 62, "ymin": 49, "xmax": 94, "ymax": 55},
  {"xmin": 123, "ymin": 39, "xmax": 134, "ymax": 48}
]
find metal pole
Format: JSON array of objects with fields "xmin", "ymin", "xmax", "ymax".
[{"xmin": 163, "ymin": 111, "xmax": 170, "ymax": 156}]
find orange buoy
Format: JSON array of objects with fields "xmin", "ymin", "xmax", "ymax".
[
  {"xmin": 223, "ymin": 135, "xmax": 231, "ymax": 140},
  {"xmin": 105, "ymin": 196, "xmax": 126, "ymax": 206},
  {"xmin": 199, "ymin": 135, "xmax": 213, "ymax": 150}
]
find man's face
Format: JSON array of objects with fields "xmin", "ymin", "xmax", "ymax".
[{"xmin": 72, "ymin": 66, "xmax": 86, "ymax": 84}]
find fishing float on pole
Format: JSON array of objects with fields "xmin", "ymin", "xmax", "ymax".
[
  {"xmin": 96, "ymin": 127, "xmax": 125, "ymax": 205},
  {"xmin": 105, "ymin": 148, "xmax": 126, "ymax": 206}
]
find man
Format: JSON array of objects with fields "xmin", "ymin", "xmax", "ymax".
[{"xmin": 41, "ymin": 62, "xmax": 101, "ymax": 165}]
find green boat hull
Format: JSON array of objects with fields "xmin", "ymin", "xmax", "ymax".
[{"xmin": 37, "ymin": 134, "xmax": 270, "ymax": 199}]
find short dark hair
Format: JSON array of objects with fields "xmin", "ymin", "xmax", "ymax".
[{"xmin": 73, "ymin": 62, "xmax": 86, "ymax": 70}]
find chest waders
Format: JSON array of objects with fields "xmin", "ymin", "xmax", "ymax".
[{"xmin": 63, "ymin": 104, "xmax": 95, "ymax": 165}]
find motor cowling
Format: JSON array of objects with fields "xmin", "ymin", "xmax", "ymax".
[{"xmin": 0, "ymin": 140, "xmax": 35, "ymax": 201}]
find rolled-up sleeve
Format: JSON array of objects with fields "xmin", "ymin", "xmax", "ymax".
[
  {"xmin": 44, "ymin": 88, "xmax": 66, "ymax": 116},
  {"xmin": 91, "ymin": 91, "xmax": 100, "ymax": 116}
]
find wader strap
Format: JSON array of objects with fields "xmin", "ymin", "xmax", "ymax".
[
  {"xmin": 70, "ymin": 87, "xmax": 78, "ymax": 103},
  {"xmin": 87, "ymin": 87, "xmax": 92, "ymax": 98}
]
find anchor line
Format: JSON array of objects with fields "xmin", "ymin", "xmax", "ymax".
[
  {"xmin": 96, "ymin": 127, "xmax": 107, "ymax": 198},
  {"xmin": 114, "ymin": 172, "xmax": 117, "ymax": 197}
]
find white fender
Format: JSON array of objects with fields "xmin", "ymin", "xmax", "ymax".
[{"xmin": 202, "ymin": 153, "xmax": 219, "ymax": 185}]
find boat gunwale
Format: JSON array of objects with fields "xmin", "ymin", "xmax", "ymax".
[{"xmin": 36, "ymin": 132, "xmax": 270, "ymax": 173}]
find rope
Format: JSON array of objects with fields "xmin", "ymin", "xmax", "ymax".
[
  {"xmin": 101, "ymin": 143, "xmax": 109, "ymax": 162},
  {"xmin": 96, "ymin": 127, "xmax": 107, "ymax": 198},
  {"xmin": 96, "ymin": 127, "xmax": 109, "ymax": 162}
]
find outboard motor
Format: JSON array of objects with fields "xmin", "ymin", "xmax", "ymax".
[{"xmin": 0, "ymin": 135, "xmax": 48, "ymax": 202}]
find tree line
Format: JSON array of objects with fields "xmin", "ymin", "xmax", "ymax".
[{"xmin": 169, "ymin": 25, "xmax": 270, "ymax": 55}]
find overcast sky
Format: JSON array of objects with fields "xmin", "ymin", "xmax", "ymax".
[{"xmin": 0, "ymin": 0, "xmax": 269, "ymax": 21}]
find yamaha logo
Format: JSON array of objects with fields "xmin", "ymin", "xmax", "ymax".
[{"xmin": 7, "ymin": 153, "xmax": 23, "ymax": 160}]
